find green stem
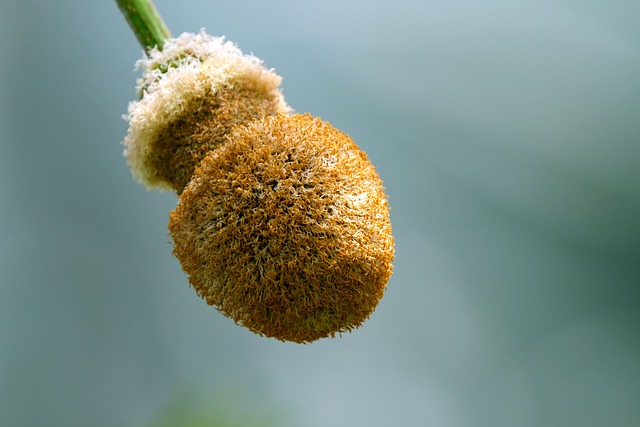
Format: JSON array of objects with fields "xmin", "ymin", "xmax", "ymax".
[{"xmin": 115, "ymin": 0, "xmax": 172, "ymax": 54}]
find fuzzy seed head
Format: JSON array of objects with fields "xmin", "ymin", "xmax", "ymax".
[
  {"xmin": 169, "ymin": 114, "xmax": 394, "ymax": 343},
  {"xmin": 123, "ymin": 31, "xmax": 290, "ymax": 192}
]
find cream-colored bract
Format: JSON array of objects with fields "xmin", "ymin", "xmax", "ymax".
[{"xmin": 122, "ymin": 30, "xmax": 290, "ymax": 190}]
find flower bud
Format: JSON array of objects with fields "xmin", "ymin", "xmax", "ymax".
[
  {"xmin": 169, "ymin": 114, "xmax": 394, "ymax": 343},
  {"xmin": 123, "ymin": 31, "xmax": 289, "ymax": 193},
  {"xmin": 122, "ymin": 31, "xmax": 394, "ymax": 342}
]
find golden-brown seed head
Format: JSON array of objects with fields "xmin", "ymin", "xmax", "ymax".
[
  {"xmin": 123, "ymin": 31, "xmax": 290, "ymax": 192},
  {"xmin": 169, "ymin": 114, "xmax": 394, "ymax": 343}
]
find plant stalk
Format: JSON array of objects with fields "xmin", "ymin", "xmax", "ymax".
[{"xmin": 115, "ymin": 0, "xmax": 172, "ymax": 54}]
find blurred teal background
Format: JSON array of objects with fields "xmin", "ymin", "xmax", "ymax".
[{"xmin": 1, "ymin": 0, "xmax": 639, "ymax": 426}]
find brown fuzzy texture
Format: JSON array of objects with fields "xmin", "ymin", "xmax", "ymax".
[
  {"xmin": 151, "ymin": 81, "xmax": 285, "ymax": 193},
  {"xmin": 169, "ymin": 114, "xmax": 394, "ymax": 343},
  {"xmin": 123, "ymin": 32, "xmax": 289, "ymax": 191}
]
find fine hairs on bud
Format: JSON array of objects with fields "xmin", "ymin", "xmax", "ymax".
[
  {"xmin": 122, "ymin": 30, "xmax": 394, "ymax": 343},
  {"xmin": 169, "ymin": 114, "xmax": 394, "ymax": 343},
  {"xmin": 124, "ymin": 31, "xmax": 290, "ymax": 193}
]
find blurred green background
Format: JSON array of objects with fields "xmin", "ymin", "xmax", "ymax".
[{"xmin": 1, "ymin": 0, "xmax": 639, "ymax": 426}]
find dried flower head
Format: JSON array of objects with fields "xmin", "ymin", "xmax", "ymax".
[
  {"xmin": 169, "ymin": 114, "xmax": 394, "ymax": 343},
  {"xmin": 123, "ymin": 31, "xmax": 289, "ymax": 192}
]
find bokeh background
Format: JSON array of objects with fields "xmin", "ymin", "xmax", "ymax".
[{"xmin": 1, "ymin": 0, "xmax": 639, "ymax": 426}]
